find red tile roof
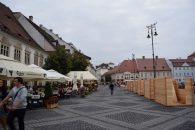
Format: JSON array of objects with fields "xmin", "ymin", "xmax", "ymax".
[
  {"xmin": 104, "ymin": 60, "xmax": 138, "ymax": 75},
  {"xmin": 169, "ymin": 59, "xmax": 195, "ymax": 67},
  {"xmin": 136, "ymin": 58, "xmax": 171, "ymax": 71},
  {"xmin": 0, "ymin": 3, "xmax": 43, "ymax": 50}
]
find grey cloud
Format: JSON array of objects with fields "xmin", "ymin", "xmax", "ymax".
[{"xmin": 1, "ymin": 0, "xmax": 195, "ymax": 65}]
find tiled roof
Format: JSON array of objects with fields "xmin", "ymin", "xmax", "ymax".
[
  {"xmin": 104, "ymin": 60, "xmax": 138, "ymax": 75},
  {"xmin": 0, "ymin": 3, "xmax": 43, "ymax": 50},
  {"xmin": 188, "ymin": 52, "xmax": 195, "ymax": 57},
  {"xmin": 169, "ymin": 59, "xmax": 195, "ymax": 67},
  {"xmin": 136, "ymin": 58, "xmax": 171, "ymax": 71},
  {"xmin": 188, "ymin": 52, "xmax": 195, "ymax": 60}
]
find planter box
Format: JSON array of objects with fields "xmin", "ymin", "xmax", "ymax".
[{"xmin": 45, "ymin": 96, "xmax": 58, "ymax": 109}]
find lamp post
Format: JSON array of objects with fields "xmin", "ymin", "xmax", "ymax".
[
  {"xmin": 132, "ymin": 53, "xmax": 135, "ymax": 80},
  {"xmin": 146, "ymin": 22, "xmax": 158, "ymax": 78}
]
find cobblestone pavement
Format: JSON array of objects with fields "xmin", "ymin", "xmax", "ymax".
[{"xmin": 22, "ymin": 85, "xmax": 195, "ymax": 129}]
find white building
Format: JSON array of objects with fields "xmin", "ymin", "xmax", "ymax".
[
  {"xmin": 136, "ymin": 56, "xmax": 171, "ymax": 80},
  {"xmin": 96, "ymin": 63, "xmax": 114, "ymax": 82},
  {"xmin": 168, "ymin": 55, "xmax": 195, "ymax": 83},
  {"xmin": 14, "ymin": 13, "xmax": 56, "ymax": 53},
  {"xmin": 40, "ymin": 25, "xmax": 77, "ymax": 54},
  {"xmin": 0, "ymin": 3, "xmax": 47, "ymax": 66}
]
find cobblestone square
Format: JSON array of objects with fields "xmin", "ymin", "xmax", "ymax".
[{"xmin": 21, "ymin": 85, "xmax": 195, "ymax": 130}]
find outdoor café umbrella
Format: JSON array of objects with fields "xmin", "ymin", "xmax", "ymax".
[{"xmin": 0, "ymin": 55, "xmax": 45, "ymax": 79}]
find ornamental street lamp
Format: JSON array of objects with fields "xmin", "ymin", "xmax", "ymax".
[{"xmin": 146, "ymin": 22, "xmax": 158, "ymax": 78}]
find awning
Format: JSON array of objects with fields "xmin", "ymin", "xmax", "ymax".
[
  {"xmin": 0, "ymin": 55, "xmax": 46, "ymax": 79},
  {"xmin": 28, "ymin": 64, "xmax": 72, "ymax": 82}
]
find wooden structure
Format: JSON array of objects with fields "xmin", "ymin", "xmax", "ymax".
[
  {"xmin": 144, "ymin": 79, "xmax": 155, "ymax": 100},
  {"xmin": 126, "ymin": 77, "xmax": 194, "ymax": 106}
]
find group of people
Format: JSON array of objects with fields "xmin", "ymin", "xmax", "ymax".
[{"xmin": 0, "ymin": 77, "xmax": 27, "ymax": 130}]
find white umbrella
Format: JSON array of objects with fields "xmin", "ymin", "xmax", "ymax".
[
  {"xmin": 72, "ymin": 72, "xmax": 78, "ymax": 91},
  {"xmin": 67, "ymin": 71, "xmax": 97, "ymax": 80},
  {"xmin": 28, "ymin": 64, "xmax": 58, "ymax": 81},
  {"xmin": 80, "ymin": 73, "xmax": 84, "ymax": 88},
  {"xmin": 0, "ymin": 55, "xmax": 45, "ymax": 79},
  {"xmin": 47, "ymin": 69, "xmax": 72, "ymax": 82}
]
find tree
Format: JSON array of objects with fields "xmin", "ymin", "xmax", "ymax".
[
  {"xmin": 43, "ymin": 46, "xmax": 72, "ymax": 74},
  {"xmin": 44, "ymin": 82, "xmax": 53, "ymax": 99},
  {"xmin": 71, "ymin": 52, "xmax": 89, "ymax": 71},
  {"xmin": 105, "ymin": 74, "xmax": 111, "ymax": 82}
]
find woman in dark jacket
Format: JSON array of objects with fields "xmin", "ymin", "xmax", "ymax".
[{"xmin": 0, "ymin": 79, "xmax": 8, "ymax": 130}]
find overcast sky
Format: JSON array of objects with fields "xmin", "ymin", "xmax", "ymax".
[{"xmin": 1, "ymin": 0, "xmax": 195, "ymax": 66}]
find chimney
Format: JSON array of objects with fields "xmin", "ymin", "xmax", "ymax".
[
  {"xmin": 55, "ymin": 34, "xmax": 59, "ymax": 37},
  {"xmin": 49, "ymin": 29, "xmax": 53, "ymax": 32},
  {"xmin": 39, "ymin": 24, "xmax": 43, "ymax": 27},
  {"xmin": 29, "ymin": 16, "xmax": 33, "ymax": 21},
  {"xmin": 156, "ymin": 56, "xmax": 158, "ymax": 59},
  {"xmin": 142, "ymin": 56, "xmax": 145, "ymax": 59}
]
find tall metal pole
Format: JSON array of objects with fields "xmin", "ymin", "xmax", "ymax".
[
  {"xmin": 132, "ymin": 53, "xmax": 135, "ymax": 80},
  {"xmin": 146, "ymin": 23, "xmax": 158, "ymax": 78},
  {"xmin": 151, "ymin": 28, "xmax": 156, "ymax": 78}
]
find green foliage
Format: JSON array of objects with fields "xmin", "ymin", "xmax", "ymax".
[
  {"xmin": 43, "ymin": 46, "xmax": 72, "ymax": 74},
  {"xmin": 71, "ymin": 52, "xmax": 89, "ymax": 71},
  {"xmin": 105, "ymin": 75, "xmax": 111, "ymax": 82},
  {"xmin": 43, "ymin": 46, "xmax": 89, "ymax": 74},
  {"xmin": 44, "ymin": 82, "xmax": 53, "ymax": 99}
]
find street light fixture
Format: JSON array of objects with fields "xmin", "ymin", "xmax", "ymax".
[{"xmin": 146, "ymin": 22, "xmax": 158, "ymax": 78}]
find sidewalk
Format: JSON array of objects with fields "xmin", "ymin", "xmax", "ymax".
[{"xmin": 24, "ymin": 85, "xmax": 195, "ymax": 130}]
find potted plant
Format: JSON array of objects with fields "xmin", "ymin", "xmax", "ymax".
[{"xmin": 44, "ymin": 82, "xmax": 58, "ymax": 108}]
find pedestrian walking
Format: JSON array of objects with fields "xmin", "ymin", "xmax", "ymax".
[
  {"xmin": 109, "ymin": 82, "xmax": 114, "ymax": 95},
  {"xmin": 0, "ymin": 79, "xmax": 8, "ymax": 130},
  {"xmin": 0, "ymin": 77, "xmax": 27, "ymax": 130}
]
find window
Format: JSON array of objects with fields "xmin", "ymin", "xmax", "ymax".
[
  {"xmin": 14, "ymin": 48, "xmax": 21, "ymax": 61},
  {"xmin": 0, "ymin": 44, "xmax": 9, "ymax": 56},
  {"xmin": 163, "ymin": 72, "xmax": 165, "ymax": 76},
  {"xmin": 39, "ymin": 55, "xmax": 44, "ymax": 66},
  {"xmin": 34, "ymin": 52, "xmax": 38, "ymax": 65},
  {"xmin": 25, "ymin": 52, "xmax": 30, "ymax": 65},
  {"xmin": 145, "ymin": 73, "xmax": 147, "ymax": 78}
]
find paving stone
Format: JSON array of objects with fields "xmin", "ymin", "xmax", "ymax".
[
  {"xmin": 105, "ymin": 111, "xmax": 159, "ymax": 124},
  {"xmin": 88, "ymin": 99, "xmax": 107, "ymax": 102},
  {"xmin": 59, "ymin": 101, "xmax": 80, "ymax": 105},
  {"xmin": 73, "ymin": 106, "xmax": 109, "ymax": 112},
  {"xmin": 110, "ymin": 102, "xmax": 138, "ymax": 107},
  {"xmin": 169, "ymin": 121, "xmax": 195, "ymax": 130},
  {"xmin": 33, "ymin": 120, "xmax": 108, "ymax": 130},
  {"xmin": 145, "ymin": 105, "xmax": 186, "ymax": 112},
  {"xmin": 24, "ymin": 85, "xmax": 195, "ymax": 130},
  {"xmin": 25, "ymin": 109, "xmax": 63, "ymax": 121}
]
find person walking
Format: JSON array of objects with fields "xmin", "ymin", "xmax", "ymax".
[
  {"xmin": 0, "ymin": 79, "xmax": 8, "ymax": 130},
  {"xmin": 0, "ymin": 77, "xmax": 27, "ymax": 130},
  {"xmin": 109, "ymin": 82, "xmax": 114, "ymax": 95}
]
